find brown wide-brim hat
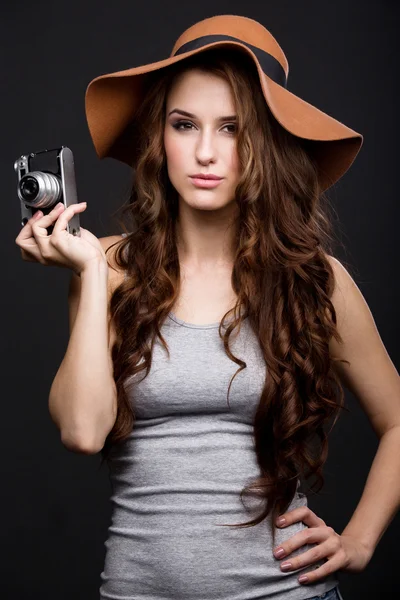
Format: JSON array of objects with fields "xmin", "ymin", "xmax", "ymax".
[{"xmin": 85, "ymin": 14, "xmax": 363, "ymax": 192}]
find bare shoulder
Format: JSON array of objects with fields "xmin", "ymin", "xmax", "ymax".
[
  {"xmin": 325, "ymin": 254, "xmax": 359, "ymax": 319},
  {"xmin": 325, "ymin": 253, "xmax": 365, "ymax": 338}
]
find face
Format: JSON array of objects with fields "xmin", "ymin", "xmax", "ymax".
[{"xmin": 164, "ymin": 68, "xmax": 241, "ymax": 214}]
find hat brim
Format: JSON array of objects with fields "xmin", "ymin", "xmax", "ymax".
[{"xmin": 85, "ymin": 40, "xmax": 363, "ymax": 191}]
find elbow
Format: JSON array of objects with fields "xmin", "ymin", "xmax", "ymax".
[{"xmin": 61, "ymin": 431, "xmax": 103, "ymax": 455}]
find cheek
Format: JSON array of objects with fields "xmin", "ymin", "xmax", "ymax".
[
  {"xmin": 164, "ymin": 135, "xmax": 187, "ymax": 171},
  {"xmin": 228, "ymin": 147, "xmax": 240, "ymax": 178}
]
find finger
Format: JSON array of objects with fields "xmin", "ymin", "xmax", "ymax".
[
  {"xmin": 51, "ymin": 202, "xmax": 87, "ymax": 236},
  {"xmin": 18, "ymin": 202, "xmax": 65, "ymax": 242},
  {"xmin": 16, "ymin": 203, "xmax": 67, "ymax": 262},
  {"xmin": 276, "ymin": 506, "xmax": 325, "ymax": 529},
  {"xmin": 278, "ymin": 539, "xmax": 332, "ymax": 573},
  {"xmin": 31, "ymin": 202, "xmax": 68, "ymax": 238},
  {"xmin": 15, "ymin": 209, "xmax": 45, "ymax": 242},
  {"xmin": 274, "ymin": 526, "xmax": 333, "ymax": 560},
  {"xmin": 297, "ymin": 554, "xmax": 343, "ymax": 585},
  {"xmin": 20, "ymin": 248, "xmax": 41, "ymax": 263}
]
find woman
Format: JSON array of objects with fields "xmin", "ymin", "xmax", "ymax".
[{"xmin": 16, "ymin": 14, "xmax": 400, "ymax": 600}]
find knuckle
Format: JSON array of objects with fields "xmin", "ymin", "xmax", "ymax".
[
  {"xmin": 40, "ymin": 247, "xmax": 52, "ymax": 260},
  {"xmin": 326, "ymin": 526, "xmax": 334, "ymax": 536},
  {"xmin": 332, "ymin": 536, "xmax": 341, "ymax": 550},
  {"xmin": 50, "ymin": 237, "xmax": 61, "ymax": 252},
  {"xmin": 339, "ymin": 548, "xmax": 349, "ymax": 567},
  {"xmin": 319, "ymin": 562, "xmax": 329, "ymax": 575},
  {"xmin": 304, "ymin": 530, "xmax": 312, "ymax": 543},
  {"xmin": 309, "ymin": 548, "xmax": 320, "ymax": 562}
]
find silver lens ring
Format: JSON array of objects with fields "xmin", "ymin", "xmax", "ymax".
[{"xmin": 18, "ymin": 171, "xmax": 62, "ymax": 208}]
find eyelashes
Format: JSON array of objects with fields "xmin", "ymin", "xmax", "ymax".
[{"xmin": 171, "ymin": 120, "xmax": 237, "ymax": 134}]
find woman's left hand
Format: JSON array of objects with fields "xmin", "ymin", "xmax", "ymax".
[{"xmin": 273, "ymin": 506, "xmax": 373, "ymax": 585}]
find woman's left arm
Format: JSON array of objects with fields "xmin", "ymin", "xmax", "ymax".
[
  {"xmin": 272, "ymin": 256, "xmax": 400, "ymax": 584},
  {"xmin": 327, "ymin": 255, "xmax": 400, "ymax": 556}
]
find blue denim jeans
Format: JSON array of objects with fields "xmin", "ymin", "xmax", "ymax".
[{"xmin": 306, "ymin": 586, "xmax": 344, "ymax": 600}]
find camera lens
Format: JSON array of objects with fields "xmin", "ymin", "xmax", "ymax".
[
  {"xmin": 19, "ymin": 176, "xmax": 40, "ymax": 201},
  {"xmin": 18, "ymin": 170, "xmax": 61, "ymax": 207}
]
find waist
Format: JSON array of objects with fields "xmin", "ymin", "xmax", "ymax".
[{"xmin": 101, "ymin": 515, "xmax": 339, "ymax": 600}]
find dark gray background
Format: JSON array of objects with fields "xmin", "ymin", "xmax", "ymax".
[{"xmin": 2, "ymin": 1, "xmax": 398, "ymax": 598}]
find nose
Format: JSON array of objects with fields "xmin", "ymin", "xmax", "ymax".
[{"xmin": 195, "ymin": 130, "xmax": 217, "ymax": 164}]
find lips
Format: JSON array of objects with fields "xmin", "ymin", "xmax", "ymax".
[
  {"xmin": 189, "ymin": 176, "xmax": 223, "ymax": 188},
  {"xmin": 190, "ymin": 174, "xmax": 223, "ymax": 180}
]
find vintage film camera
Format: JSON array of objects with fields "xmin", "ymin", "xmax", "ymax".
[{"xmin": 14, "ymin": 146, "xmax": 81, "ymax": 237}]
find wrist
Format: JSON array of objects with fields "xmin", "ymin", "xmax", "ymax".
[
  {"xmin": 79, "ymin": 257, "xmax": 108, "ymax": 279},
  {"xmin": 340, "ymin": 530, "xmax": 375, "ymax": 561}
]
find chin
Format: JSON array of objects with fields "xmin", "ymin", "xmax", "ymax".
[
  {"xmin": 187, "ymin": 190, "xmax": 233, "ymax": 206},
  {"xmin": 190, "ymin": 199, "xmax": 230, "ymax": 212}
]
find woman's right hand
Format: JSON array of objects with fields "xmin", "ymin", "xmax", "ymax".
[{"xmin": 15, "ymin": 201, "xmax": 107, "ymax": 276}]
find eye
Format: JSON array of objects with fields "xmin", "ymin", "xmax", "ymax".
[
  {"xmin": 223, "ymin": 123, "xmax": 237, "ymax": 134},
  {"xmin": 171, "ymin": 120, "xmax": 237, "ymax": 134},
  {"xmin": 172, "ymin": 120, "xmax": 194, "ymax": 131}
]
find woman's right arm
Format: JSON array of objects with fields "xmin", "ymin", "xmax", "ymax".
[{"xmin": 48, "ymin": 235, "xmax": 124, "ymax": 455}]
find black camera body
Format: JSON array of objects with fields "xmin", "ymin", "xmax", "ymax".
[{"xmin": 14, "ymin": 146, "xmax": 81, "ymax": 237}]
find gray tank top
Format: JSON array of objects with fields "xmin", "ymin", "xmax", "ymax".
[{"xmin": 100, "ymin": 233, "xmax": 339, "ymax": 599}]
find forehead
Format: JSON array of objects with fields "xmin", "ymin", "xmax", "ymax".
[{"xmin": 166, "ymin": 68, "xmax": 235, "ymax": 112}]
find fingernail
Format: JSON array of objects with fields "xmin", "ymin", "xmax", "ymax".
[
  {"xmin": 274, "ymin": 548, "xmax": 285, "ymax": 558},
  {"xmin": 299, "ymin": 575, "xmax": 308, "ymax": 583},
  {"xmin": 277, "ymin": 517, "xmax": 286, "ymax": 526},
  {"xmin": 35, "ymin": 210, "xmax": 43, "ymax": 218}
]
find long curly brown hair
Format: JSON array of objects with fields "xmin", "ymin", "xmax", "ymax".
[{"xmin": 101, "ymin": 46, "xmax": 351, "ymax": 547}]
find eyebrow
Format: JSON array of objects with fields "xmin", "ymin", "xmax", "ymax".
[{"xmin": 168, "ymin": 108, "xmax": 237, "ymax": 121}]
